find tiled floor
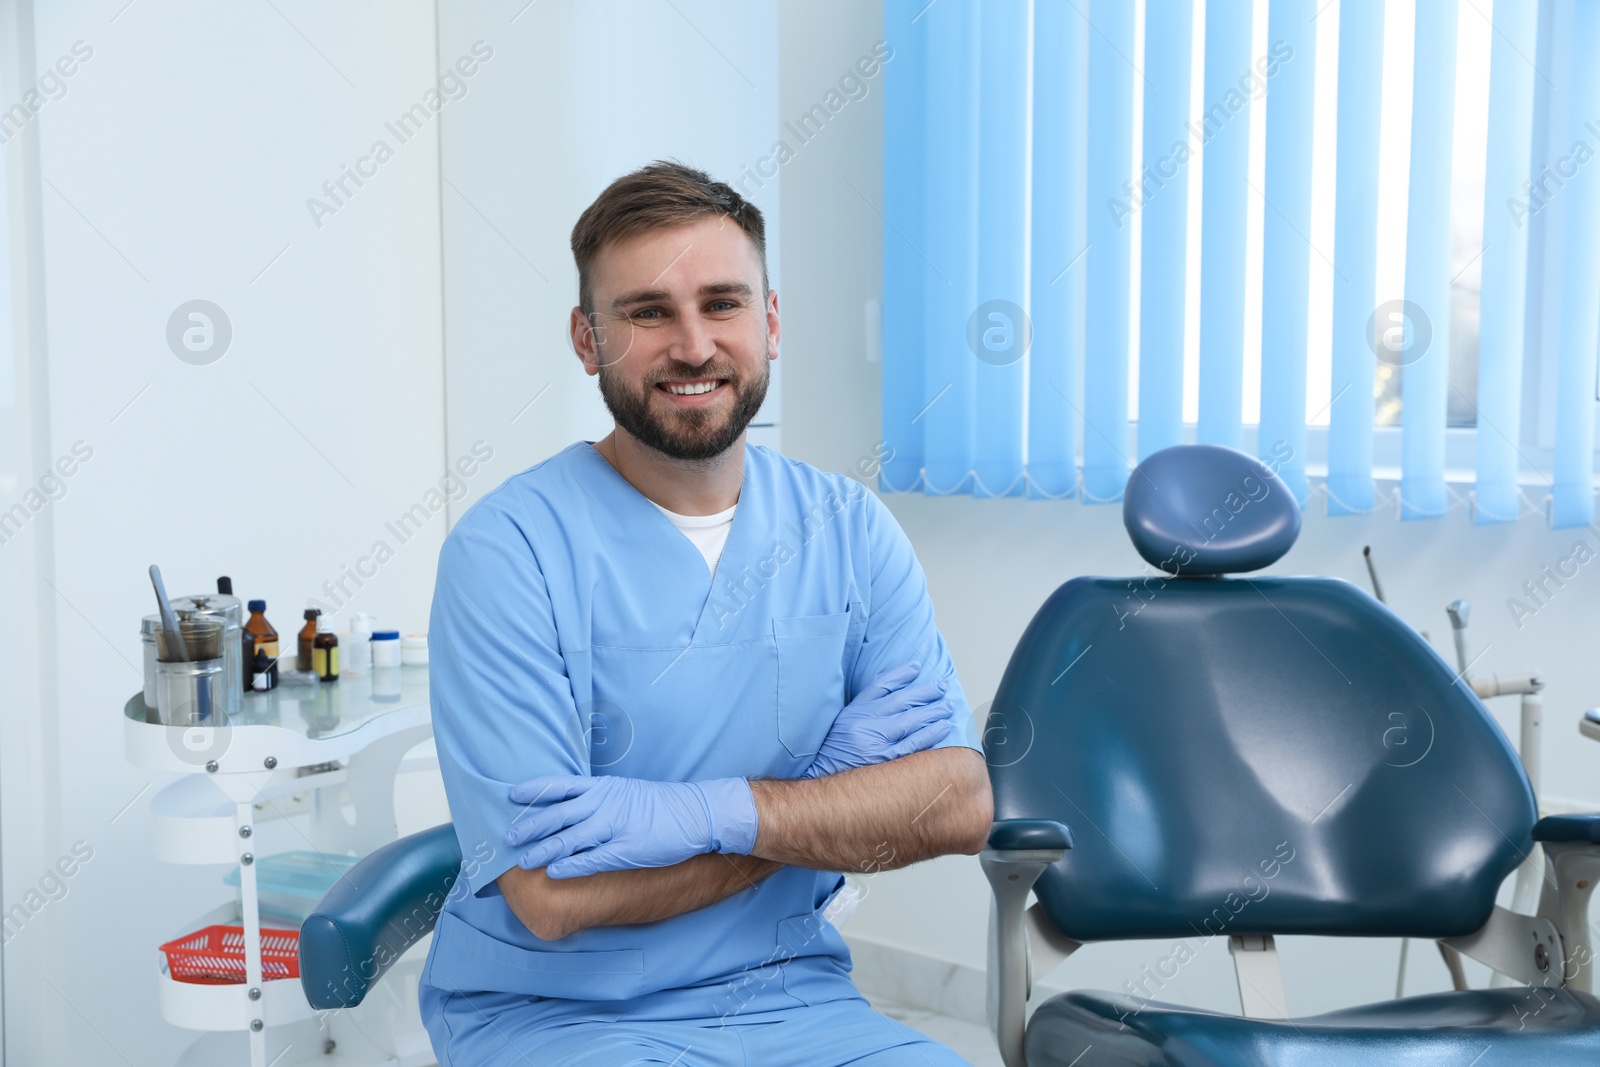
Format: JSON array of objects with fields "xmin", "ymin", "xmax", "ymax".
[{"xmin": 868, "ymin": 997, "xmax": 1004, "ymax": 1067}]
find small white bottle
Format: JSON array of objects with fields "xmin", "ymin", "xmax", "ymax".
[
  {"xmin": 401, "ymin": 633, "xmax": 429, "ymax": 667},
  {"xmin": 371, "ymin": 630, "xmax": 402, "ymax": 668},
  {"xmin": 346, "ymin": 612, "xmax": 374, "ymax": 673}
]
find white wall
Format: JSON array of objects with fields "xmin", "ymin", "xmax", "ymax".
[
  {"xmin": 776, "ymin": 0, "xmax": 1600, "ymax": 1019},
  {"xmin": 0, "ymin": 2, "xmax": 448, "ymax": 1062}
]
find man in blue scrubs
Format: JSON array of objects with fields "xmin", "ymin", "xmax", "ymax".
[{"xmin": 420, "ymin": 161, "xmax": 992, "ymax": 1065}]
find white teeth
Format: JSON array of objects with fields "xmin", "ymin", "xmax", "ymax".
[{"xmin": 665, "ymin": 381, "xmax": 719, "ymax": 395}]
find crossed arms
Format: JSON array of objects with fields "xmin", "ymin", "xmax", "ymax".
[{"xmin": 497, "ymin": 669, "xmax": 992, "ymax": 941}]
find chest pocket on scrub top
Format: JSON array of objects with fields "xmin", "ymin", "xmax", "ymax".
[{"xmin": 773, "ymin": 612, "xmax": 853, "ymax": 760}]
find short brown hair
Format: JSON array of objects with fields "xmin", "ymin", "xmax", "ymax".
[{"xmin": 569, "ymin": 160, "xmax": 768, "ymax": 318}]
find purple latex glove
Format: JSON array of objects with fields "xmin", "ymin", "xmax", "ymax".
[
  {"xmin": 803, "ymin": 660, "xmax": 955, "ymax": 779},
  {"xmin": 505, "ymin": 774, "xmax": 757, "ymax": 879}
]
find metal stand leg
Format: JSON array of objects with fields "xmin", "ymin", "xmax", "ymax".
[{"xmin": 237, "ymin": 801, "xmax": 266, "ymax": 1067}]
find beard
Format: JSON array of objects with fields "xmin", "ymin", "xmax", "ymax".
[{"xmin": 597, "ymin": 350, "xmax": 770, "ymax": 463}]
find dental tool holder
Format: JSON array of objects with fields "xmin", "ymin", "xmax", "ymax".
[
  {"xmin": 1447, "ymin": 601, "xmax": 1547, "ymax": 954},
  {"xmin": 1468, "ymin": 671, "xmax": 1545, "ymax": 796},
  {"xmin": 1460, "ymin": 669, "xmax": 1546, "ymax": 989}
]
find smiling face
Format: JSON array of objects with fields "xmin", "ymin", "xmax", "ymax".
[{"xmin": 570, "ymin": 215, "xmax": 778, "ymax": 463}]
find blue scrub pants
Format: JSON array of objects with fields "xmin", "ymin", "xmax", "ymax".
[{"xmin": 427, "ymin": 994, "xmax": 972, "ymax": 1066}]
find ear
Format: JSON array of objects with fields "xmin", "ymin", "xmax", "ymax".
[
  {"xmin": 570, "ymin": 305, "xmax": 601, "ymax": 377},
  {"xmin": 765, "ymin": 288, "xmax": 781, "ymax": 360}
]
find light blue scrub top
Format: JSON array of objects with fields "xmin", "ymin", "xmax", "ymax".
[{"xmin": 419, "ymin": 441, "xmax": 980, "ymax": 1026}]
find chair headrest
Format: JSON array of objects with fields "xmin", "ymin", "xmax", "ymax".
[{"xmin": 1122, "ymin": 445, "xmax": 1301, "ymax": 576}]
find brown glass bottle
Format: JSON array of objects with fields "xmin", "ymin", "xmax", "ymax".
[
  {"xmin": 244, "ymin": 600, "xmax": 279, "ymax": 690},
  {"xmin": 297, "ymin": 609, "xmax": 321, "ymax": 671},
  {"xmin": 312, "ymin": 615, "xmax": 339, "ymax": 682}
]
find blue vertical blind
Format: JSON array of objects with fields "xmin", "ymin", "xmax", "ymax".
[
  {"xmin": 1136, "ymin": 0, "xmax": 1192, "ymax": 462},
  {"xmin": 1081, "ymin": 0, "xmax": 1136, "ymax": 503},
  {"xmin": 1474, "ymin": 0, "xmax": 1539, "ymax": 523},
  {"xmin": 1398, "ymin": 0, "xmax": 1458, "ymax": 519},
  {"xmin": 1196, "ymin": 1, "xmax": 1252, "ymax": 452},
  {"xmin": 1551, "ymin": 0, "xmax": 1600, "ymax": 527},
  {"xmin": 1324, "ymin": 0, "xmax": 1383, "ymax": 517},
  {"xmin": 1025, "ymin": 0, "xmax": 1086, "ymax": 498},
  {"xmin": 1257, "ymin": 0, "xmax": 1318, "ymax": 504},
  {"xmin": 880, "ymin": 0, "xmax": 1600, "ymax": 528}
]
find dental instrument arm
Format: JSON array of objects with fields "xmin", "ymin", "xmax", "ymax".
[{"xmin": 1447, "ymin": 599, "xmax": 1471, "ymax": 673}]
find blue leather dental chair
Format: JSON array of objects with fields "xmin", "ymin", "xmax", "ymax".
[{"xmin": 982, "ymin": 444, "xmax": 1600, "ymax": 1066}]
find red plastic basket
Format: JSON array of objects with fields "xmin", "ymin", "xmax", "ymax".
[{"xmin": 159, "ymin": 924, "xmax": 301, "ymax": 985}]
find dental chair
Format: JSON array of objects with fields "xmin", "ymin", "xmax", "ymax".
[{"xmin": 982, "ymin": 444, "xmax": 1600, "ymax": 1066}]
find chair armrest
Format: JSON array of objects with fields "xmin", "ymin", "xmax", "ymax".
[
  {"xmin": 982, "ymin": 819, "xmax": 1074, "ymax": 1067},
  {"xmin": 1534, "ymin": 814, "xmax": 1600, "ymax": 844},
  {"xmin": 299, "ymin": 823, "xmax": 463, "ymax": 1010},
  {"xmin": 987, "ymin": 818, "xmax": 1074, "ymax": 852}
]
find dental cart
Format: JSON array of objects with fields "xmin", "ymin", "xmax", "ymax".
[{"xmin": 124, "ymin": 669, "xmax": 436, "ymax": 1067}]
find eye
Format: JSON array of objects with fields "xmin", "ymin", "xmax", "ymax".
[
  {"xmin": 632, "ymin": 307, "xmax": 666, "ymax": 322},
  {"xmin": 708, "ymin": 300, "xmax": 739, "ymax": 312}
]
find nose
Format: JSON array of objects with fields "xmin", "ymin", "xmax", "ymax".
[{"xmin": 666, "ymin": 311, "xmax": 718, "ymax": 369}]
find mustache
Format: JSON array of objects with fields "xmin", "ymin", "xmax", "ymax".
[{"xmin": 643, "ymin": 361, "xmax": 742, "ymax": 387}]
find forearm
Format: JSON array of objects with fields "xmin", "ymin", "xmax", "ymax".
[
  {"xmin": 499, "ymin": 851, "xmax": 783, "ymax": 941},
  {"xmin": 749, "ymin": 747, "xmax": 992, "ymax": 872}
]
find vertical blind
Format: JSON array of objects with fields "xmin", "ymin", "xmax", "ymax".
[{"xmin": 879, "ymin": 0, "xmax": 1600, "ymax": 528}]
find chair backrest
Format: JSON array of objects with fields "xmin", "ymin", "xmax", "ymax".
[{"xmin": 986, "ymin": 445, "xmax": 1535, "ymax": 944}]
